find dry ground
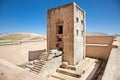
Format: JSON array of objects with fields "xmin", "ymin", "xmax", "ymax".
[
  {"xmin": 0, "ymin": 36, "xmax": 120, "ymax": 80},
  {"xmin": 0, "ymin": 40, "xmax": 46, "ymax": 65}
]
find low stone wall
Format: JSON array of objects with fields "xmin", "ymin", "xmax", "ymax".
[
  {"xmin": 0, "ymin": 41, "xmax": 46, "ymax": 65},
  {"xmin": 86, "ymin": 36, "xmax": 115, "ymax": 45},
  {"xmin": 86, "ymin": 36, "xmax": 115, "ymax": 60},
  {"xmin": 86, "ymin": 44, "xmax": 112, "ymax": 60},
  {"xmin": 29, "ymin": 49, "xmax": 46, "ymax": 61}
]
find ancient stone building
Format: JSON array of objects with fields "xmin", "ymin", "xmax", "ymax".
[{"xmin": 47, "ymin": 2, "xmax": 86, "ymax": 65}]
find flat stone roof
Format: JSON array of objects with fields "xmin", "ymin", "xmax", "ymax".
[{"xmin": 47, "ymin": 2, "xmax": 84, "ymax": 12}]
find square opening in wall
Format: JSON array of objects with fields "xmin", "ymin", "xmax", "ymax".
[
  {"xmin": 76, "ymin": 17, "xmax": 79, "ymax": 22},
  {"xmin": 76, "ymin": 29, "xmax": 79, "ymax": 36},
  {"xmin": 57, "ymin": 25, "xmax": 63, "ymax": 34},
  {"xmin": 81, "ymin": 20, "xmax": 84, "ymax": 25}
]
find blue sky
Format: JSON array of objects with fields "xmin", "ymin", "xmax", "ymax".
[{"xmin": 0, "ymin": 0, "xmax": 120, "ymax": 35}]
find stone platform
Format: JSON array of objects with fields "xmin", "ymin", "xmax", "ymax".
[{"xmin": 51, "ymin": 58, "xmax": 98, "ymax": 80}]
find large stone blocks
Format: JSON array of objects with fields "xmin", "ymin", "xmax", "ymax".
[{"xmin": 47, "ymin": 2, "xmax": 86, "ymax": 65}]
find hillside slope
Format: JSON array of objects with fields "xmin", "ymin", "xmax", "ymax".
[{"xmin": 0, "ymin": 33, "xmax": 46, "ymax": 44}]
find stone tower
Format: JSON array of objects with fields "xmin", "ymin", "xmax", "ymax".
[{"xmin": 47, "ymin": 2, "xmax": 86, "ymax": 66}]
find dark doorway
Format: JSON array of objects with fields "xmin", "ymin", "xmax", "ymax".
[{"xmin": 57, "ymin": 25, "xmax": 63, "ymax": 34}]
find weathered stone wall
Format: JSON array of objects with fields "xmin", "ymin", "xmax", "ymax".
[
  {"xmin": 86, "ymin": 36, "xmax": 115, "ymax": 45},
  {"xmin": 86, "ymin": 45, "xmax": 112, "ymax": 60},
  {"xmin": 73, "ymin": 3, "xmax": 85, "ymax": 64},
  {"xmin": 29, "ymin": 49, "xmax": 46, "ymax": 61},
  {"xmin": 47, "ymin": 3, "xmax": 74, "ymax": 65},
  {"xmin": 47, "ymin": 3, "xmax": 85, "ymax": 65},
  {"xmin": 86, "ymin": 36, "xmax": 115, "ymax": 60}
]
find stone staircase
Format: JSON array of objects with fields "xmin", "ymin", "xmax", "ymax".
[
  {"xmin": 30, "ymin": 60, "xmax": 45, "ymax": 74},
  {"xmin": 27, "ymin": 50, "xmax": 62, "ymax": 74},
  {"xmin": 39, "ymin": 52, "xmax": 49, "ymax": 61},
  {"xmin": 28, "ymin": 52, "xmax": 49, "ymax": 74}
]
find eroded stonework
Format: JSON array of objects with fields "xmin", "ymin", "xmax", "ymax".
[{"xmin": 47, "ymin": 2, "xmax": 86, "ymax": 65}]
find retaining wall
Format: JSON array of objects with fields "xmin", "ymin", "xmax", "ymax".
[{"xmin": 86, "ymin": 36, "xmax": 115, "ymax": 60}]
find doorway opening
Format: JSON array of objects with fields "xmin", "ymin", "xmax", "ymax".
[{"xmin": 57, "ymin": 25, "xmax": 63, "ymax": 34}]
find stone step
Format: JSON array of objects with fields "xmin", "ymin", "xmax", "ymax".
[
  {"xmin": 78, "ymin": 58, "xmax": 97, "ymax": 70},
  {"xmin": 51, "ymin": 61, "xmax": 97, "ymax": 80},
  {"xmin": 40, "ymin": 54, "xmax": 49, "ymax": 57},
  {"xmin": 36, "ymin": 60, "xmax": 45, "ymax": 63},
  {"xmin": 60, "ymin": 58, "xmax": 89, "ymax": 70},
  {"xmin": 31, "ymin": 67, "xmax": 42, "ymax": 71},
  {"xmin": 30, "ymin": 67, "xmax": 41, "ymax": 73},
  {"xmin": 76, "ymin": 58, "xmax": 89, "ymax": 69},
  {"xmin": 35, "ymin": 62, "xmax": 45, "ymax": 65},
  {"xmin": 77, "ymin": 60, "xmax": 90, "ymax": 72},
  {"xmin": 34, "ymin": 64, "xmax": 43, "ymax": 68},
  {"xmin": 30, "ymin": 64, "xmax": 45, "ymax": 73},
  {"xmin": 30, "ymin": 70, "xmax": 39, "ymax": 74},
  {"xmin": 34, "ymin": 64, "xmax": 44, "ymax": 68},
  {"xmin": 49, "ymin": 76, "xmax": 61, "ymax": 80},
  {"xmin": 32, "ymin": 66, "xmax": 42, "ymax": 70},
  {"xmin": 78, "ymin": 62, "xmax": 96, "ymax": 80},
  {"xmin": 35, "ymin": 62, "xmax": 44, "ymax": 66},
  {"xmin": 31, "ymin": 69, "xmax": 40, "ymax": 73},
  {"xmin": 56, "ymin": 58, "xmax": 96, "ymax": 78},
  {"xmin": 51, "ymin": 72, "xmax": 79, "ymax": 80},
  {"xmin": 56, "ymin": 68, "xmax": 82, "ymax": 78}
]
